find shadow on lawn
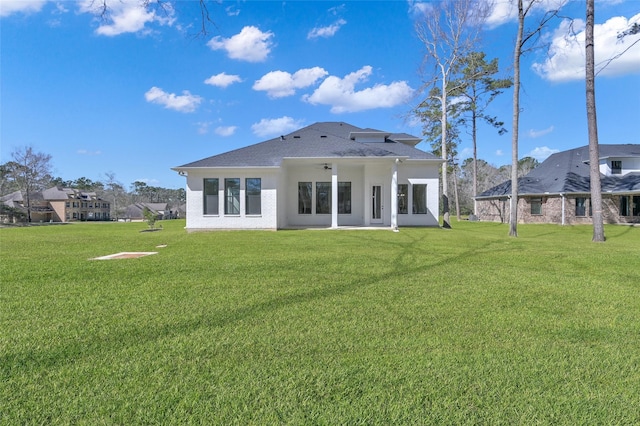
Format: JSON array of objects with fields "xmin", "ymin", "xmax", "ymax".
[{"xmin": 2, "ymin": 232, "xmax": 501, "ymax": 375}]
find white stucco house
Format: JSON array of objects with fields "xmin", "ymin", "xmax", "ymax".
[{"xmin": 172, "ymin": 122, "xmax": 443, "ymax": 231}]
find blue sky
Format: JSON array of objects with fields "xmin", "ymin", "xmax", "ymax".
[{"xmin": 2, "ymin": 0, "xmax": 639, "ymax": 189}]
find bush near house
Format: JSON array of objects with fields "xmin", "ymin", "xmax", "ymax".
[{"xmin": 1, "ymin": 220, "xmax": 639, "ymax": 424}]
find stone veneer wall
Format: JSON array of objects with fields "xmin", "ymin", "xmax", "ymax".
[{"xmin": 477, "ymin": 195, "xmax": 639, "ymax": 224}]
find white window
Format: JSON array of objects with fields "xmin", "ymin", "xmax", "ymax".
[
  {"xmin": 298, "ymin": 182, "xmax": 312, "ymax": 214},
  {"xmin": 203, "ymin": 178, "xmax": 219, "ymax": 215},
  {"xmin": 225, "ymin": 178, "xmax": 240, "ymax": 215},
  {"xmin": 412, "ymin": 184, "xmax": 427, "ymax": 214},
  {"xmin": 245, "ymin": 178, "xmax": 261, "ymax": 215}
]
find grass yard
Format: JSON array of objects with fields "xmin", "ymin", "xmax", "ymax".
[{"xmin": 1, "ymin": 220, "xmax": 639, "ymax": 424}]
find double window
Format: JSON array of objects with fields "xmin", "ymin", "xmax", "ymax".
[
  {"xmin": 611, "ymin": 160, "xmax": 622, "ymax": 175},
  {"xmin": 204, "ymin": 177, "xmax": 261, "ymax": 216},
  {"xmin": 575, "ymin": 197, "xmax": 591, "ymax": 217},
  {"xmin": 530, "ymin": 197, "xmax": 543, "ymax": 215},
  {"xmin": 298, "ymin": 181, "xmax": 352, "ymax": 214},
  {"xmin": 620, "ymin": 195, "xmax": 640, "ymax": 216}
]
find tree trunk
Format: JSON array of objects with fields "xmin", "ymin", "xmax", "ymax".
[
  {"xmin": 441, "ymin": 66, "xmax": 451, "ymax": 228},
  {"xmin": 472, "ymin": 109, "xmax": 478, "ymax": 216},
  {"xmin": 509, "ymin": 0, "xmax": 524, "ymax": 237},
  {"xmin": 586, "ymin": 0, "xmax": 605, "ymax": 242},
  {"xmin": 452, "ymin": 162, "xmax": 461, "ymax": 221}
]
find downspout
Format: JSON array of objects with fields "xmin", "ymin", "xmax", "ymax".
[
  {"xmin": 391, "ymin": 159, "xmax": 399, "ymax": 232},
  {"xmin": 561, "ymin": 193, "xmax": 565, "ymax": 226},
  {"xmin": 331, "ymin": 163, "xmax": 338, "ymax": 229}
]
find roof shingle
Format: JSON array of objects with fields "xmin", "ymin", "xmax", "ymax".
[{"xmin": 176, "ymin": 122, "xmax": 438, "ymax": 168}]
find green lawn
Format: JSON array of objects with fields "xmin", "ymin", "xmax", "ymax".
[{"xmin": 1, "ymin": 220, "xmax": 639, "ymax": 424}]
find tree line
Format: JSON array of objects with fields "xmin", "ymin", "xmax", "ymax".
[{"xmin": 1, "ymin": 146, "xmax": 185, "ymax": 222}]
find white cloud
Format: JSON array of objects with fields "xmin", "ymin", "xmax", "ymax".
[
  {"xmin": 253, "ymin": 67, "xmax": 328, "ymax": 98},
  {"xmin": 533, "ymin": 13, "xmax": 640, "ymax": 81},
  {"xmin": 215, "ymin": 126, "xmax": 237, "ymax": 137},
  {"xmin": 308, "ymin": 19, "xmax": 347, "ymax": 39},
  {"xmin": 527, "ymin": 146, "xmax": 559, "ymax": 161},
  {"xmin": 195, "ymin": 121, "xmax": 212, "ymax": 135},
  {"xmin": 144, "ymin": 87, "xmax": 202, "ymax": 113},
  {"xmin": 303, "ymin": 66, "xmax": 414, "ymax": 113},
  {"xmin": 77, "ymin": 149, "xmax": 102, "ymax": 156},
  {"xmin": 528, "ymin": 125, "xmax": 555, "ymax": 138},
  {"xmin": 407, "ymin": 0, "xmax": 433, "ymax": 17},
  {"xmin": 204, "ymin": 72, "xmax": 242, "ymax": 88},
  {"xmin": 496, "ymin": 149, "xmax": 504, "ymax": 156},
  {"xmin": 459, "ymin": 147, "xmax": 473, "ymax": 159},
  {"xmin": 207, "ymin": 26, "xmax": 274, "ymax": 62},
  {"xmin": 0, "ymin": 0, "xmax": 47, "ymax": 17},
  {"xmin": 225, "ymin": 5, "xmax": 240, "ymax": 17},
  {"xmin": 485, "ymin": 0, "xmax": 565, "ymax": 28},
  {"xmin": 251, "ymin": 117, "xmax": 304, "ymax": 138},
  {"xmin": 78, "ymin": 0, "xmax": 175, "ymax": 36}
]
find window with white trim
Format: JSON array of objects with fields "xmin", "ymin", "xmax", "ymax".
[
  {"xmin": 530, "ymin": 197, "xmax": 542, "ymax": 215},
  {"xmin": 316, "ymin": 182, "xmax": 331, "ymax": 214},
  {"xmin": 338, "ymin": 182, "xmax": 351, "ymax": 214},
  {"xmin": 203, "ymin": 178, "xmax": 219, "ymax": 215},
  {"xmin": 224, "ymin": 178, "xmax": 240, "ymax": 215},
  {"xmin": 397, "ymin": 184, "xmax": 408, "ymax": 214},
  {"xmin": 298, "ymin": 182, "xmax": 312, "ymax": 214},
  {"xmin": 245, "ymin": 178, "xmax": 261, "ymax": 215},
  {"xmin": 412, "ymin": 184, "xmax": 427, "ymax": 214}
]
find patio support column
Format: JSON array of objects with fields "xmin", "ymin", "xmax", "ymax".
[
  {"xmin": 561, "ymin": 193, "xmax": 565, "ymax": 225},
  {"xmin": 331, "ymin": 163, "xmax": 338, "ymax": 229},
  {"xmin": 391, "ymin": 159, "xmax": 398, "ymax": 231}
]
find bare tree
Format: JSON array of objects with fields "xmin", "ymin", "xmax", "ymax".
[
  {"xmin": 458, "ymin": 52, "xmax": 512, "ymax": 216},
  {"xmin": 415, "ymin": 0, "xmax": 491, "ymax": 229},
  {"xmin": 8, "ymin": 147, "xmax": 53, "ymax": 223},
  {"xmin": 586, "ymin": 0, "xmax": 605, "ymax": 242},
  {"xmin": 90, "ymin": 0, "xmax": 216, "ymax": 37},
  {"xmin": 509, "ymin": 0, "xmax": 563, "ymax": 237}
]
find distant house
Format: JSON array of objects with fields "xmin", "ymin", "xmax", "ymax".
[
  {"xmin": 0, "ymin": 191, "xmax": 27, "ymax": 223},
  {"xmin": 476, "ymin": 144, "xmax": 640, "ymax": 225},
  {"xmin": 1, "ymin": 187, "xmax": 111, "ymax": 223},
  {"xmin": 125, "ymin": 203, "xmax": 173, "ymax": 221},
  {"xmin": 173, "ymin": 121, "xmax": 443, "ymax": 231}
]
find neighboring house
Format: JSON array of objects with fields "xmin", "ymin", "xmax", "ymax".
[
  {"xmin": 476, "ymin": 144, "xmax": 640, "ymax": 225},
  {"xmin": 0, "ymin": 191, "xmax": 27, "ymax": 223},
  {"xmin": 173, "ymin": 121, "xmax": 443, "ymax": 231},
  {"xmin": 125, "ymin": 203, "xmax": 175, "ymax": 221},
  {"xmin": 1, "ymin": 187, "xmax": 111, "ymax": 223}
]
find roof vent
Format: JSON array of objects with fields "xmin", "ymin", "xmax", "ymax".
[
  {"xmin": 293, "ymin": 135, "xmax": 300, "ymax": 139},
  {"xmin": 280, "ymin": 135, "xmax": 285, "ymax": 141},
  {"xmin": 321, "ymin": 135, "xmax": 327, "ymax": 138}
]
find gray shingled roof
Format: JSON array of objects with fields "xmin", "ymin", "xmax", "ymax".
[
  {"xmin": 477, "ymin": 144, "xmax": 640, "ymax": 198},
  {"xmin": 175, "ymin": 122, "xmax": 438, "ymax": 168}
]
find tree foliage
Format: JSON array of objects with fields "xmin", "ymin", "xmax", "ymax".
[{"xmin": 456, "ymin": 52, "xmax": 512, "ymax": 214}]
